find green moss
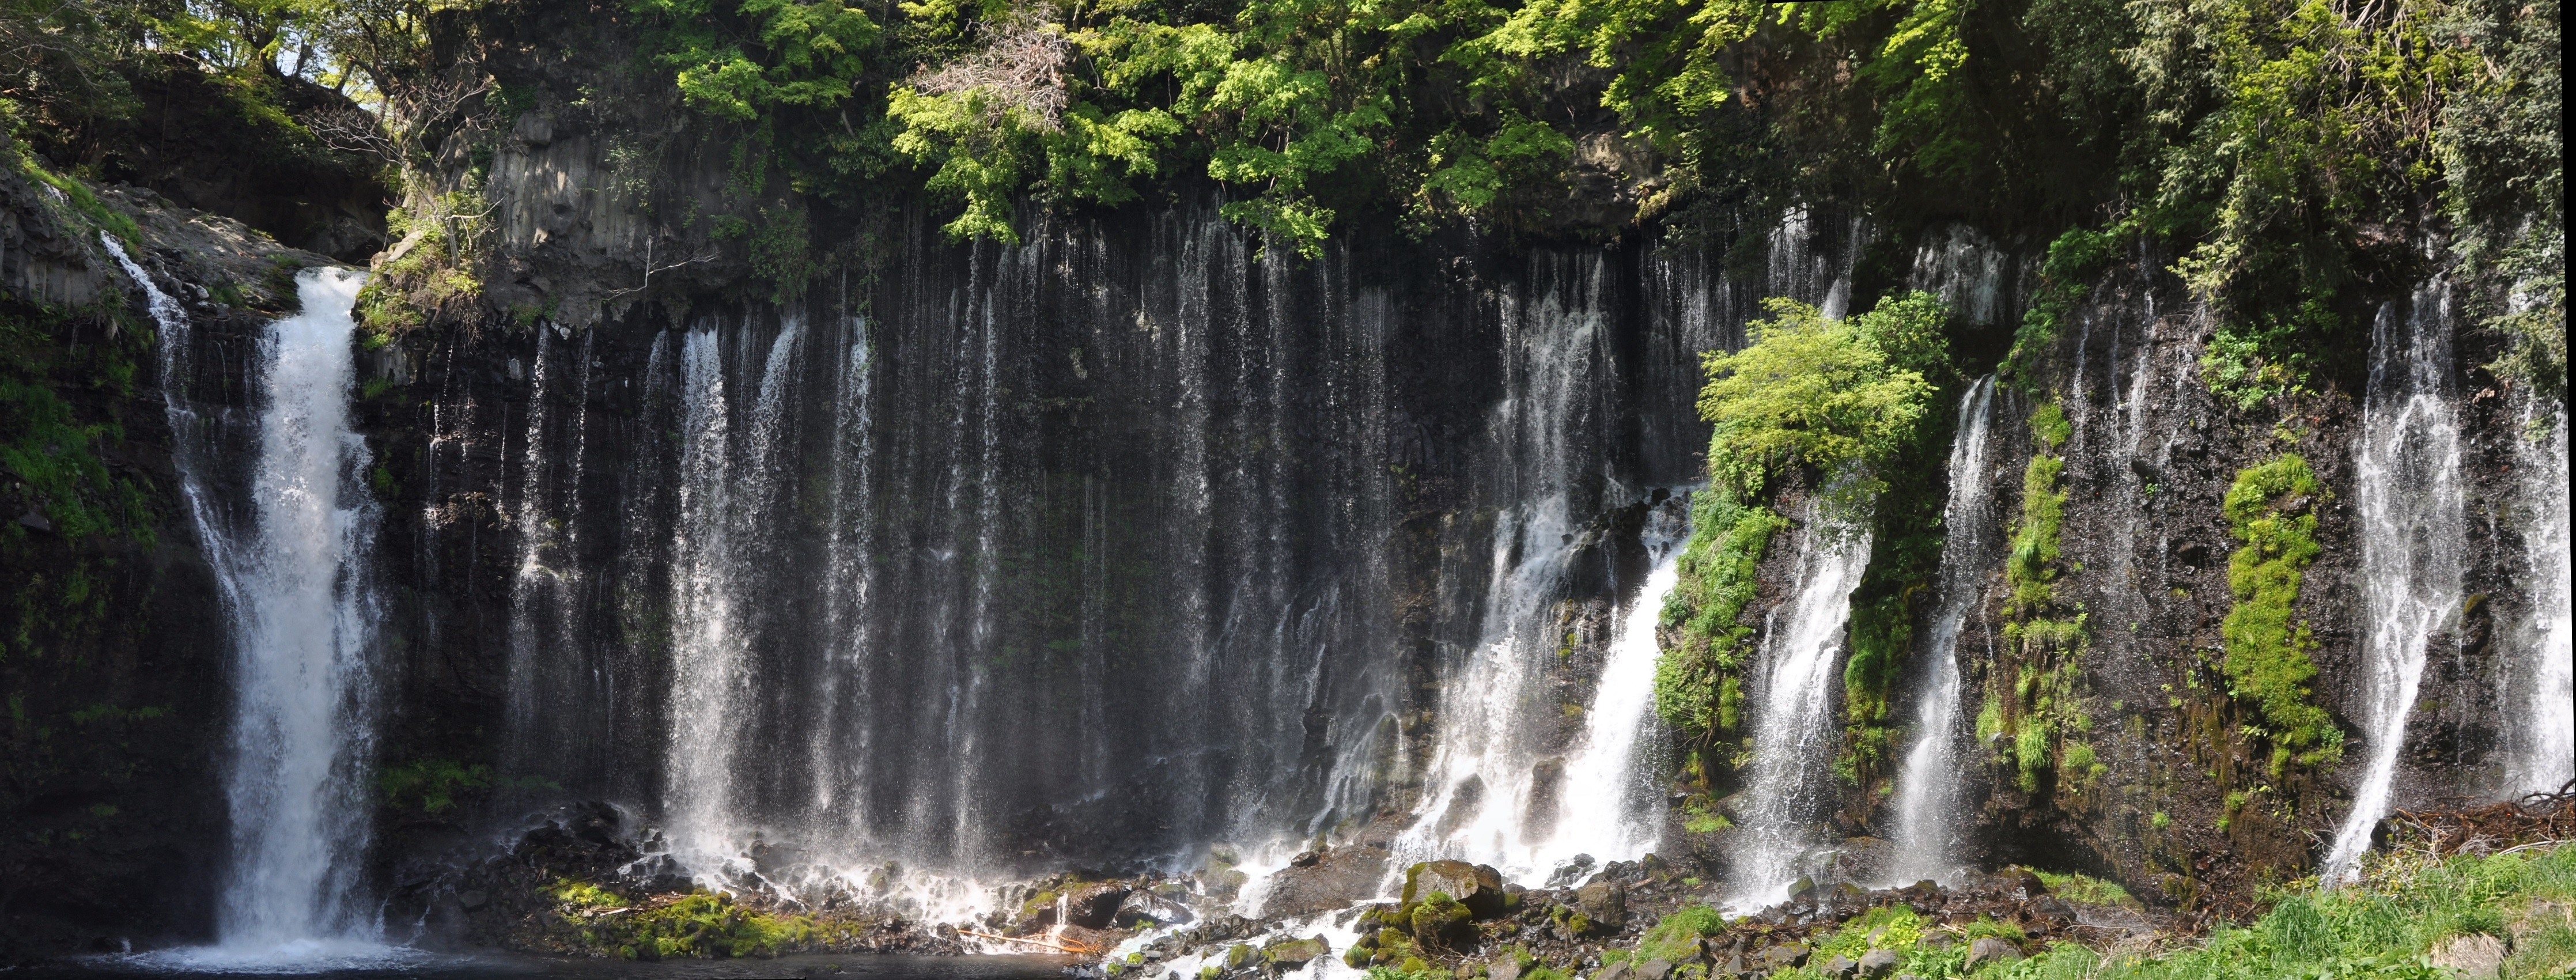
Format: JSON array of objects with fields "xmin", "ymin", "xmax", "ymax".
[
  {"xmin": 1988, "ymin": 405, "xmax": 2089, "ymax": 797},
  {"xmin": 1655, "ymin": 486, "xmax": 1787, "ymax": 744},
  {"xmin": 1635, "ymin": 905, "xmax": 1727, "ymax": 963},
  {"xmin": 379, "ymin": 758, "xmax": 491, "ymax": 813},
  {"xmin": 2219, "ymin": 455, "xmax": 2342, "ymax": 774}
]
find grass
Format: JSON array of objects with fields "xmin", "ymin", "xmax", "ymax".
[{"xmin": 1593, "ymin": 846, "xmax": 2570, "ymax": 979}]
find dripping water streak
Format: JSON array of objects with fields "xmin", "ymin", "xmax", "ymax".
[
  {"xmin": 2509, "ymin": 398, "xmax": 2573, "ymax": 794},
  {"xmin": 1731, "ymin": 502, "xmax": 1873, "ymax": 909},
  {"xmin": 1532, "ymin": 505, "xmax": 1692, "ymax": 871},
  {"xmin": 2323, "ymin": 283, "xmax": 2465, "ymax": 882},
  {"xmin": 1886, "ymin": 377, "xmax": 1998, "ymax": 885}
]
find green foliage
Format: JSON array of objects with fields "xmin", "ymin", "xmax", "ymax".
[
  {"xmin": 2032, "ymin": 869, "xmax": 2135, "ymax": 907},
  {"xmin": 630, "ymin": 0, "xmax": 877, "ymax": 123},
  {"xmin": 1655, "ymin": 486, "xmax": 1787, "ymax": 744},
  {"xmin": 1987, "ymin": 845, "xmax": 2576, "ymax": 979},
  {"xmin": 1696, "ymin": 294, "xmax": 1942, "ymax": 512},
  {"xmin": 2219, "ymin": 455, "xmax": 2340, "ymax": 774},
  {"xmin": 2006, "ymin": 226, "xmax": 2123, "ymax": 383},
  {"xmin": 1635, "ymin": 904, "xmax": 1727, "ymax": 963}
]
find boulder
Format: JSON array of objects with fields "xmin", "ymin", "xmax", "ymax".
[
  {"xmin": 1858, "ymin": 948, "xmax": 1901, "ymax": 978},
  {"xmin": 2429, "ymin": 933, "xmax": 2508, "ymax": 980},
  {"xmin": 1065, "ymin": 881, "xmax": 1131, "ymax": 929},
  {"xmin": 1573, "ymin": 880, "xmax": 1627, "ymax": 925},
  {"xmin": 1591, "ymin": 963, "xmax": 1632, "ymax": 980},
  {"xmin": 1114, "ymin": 888, "xmax": 1194, "ymax": 928},
  {"xmin": 1760, "ymin": 942, "xmax": 1810, "ymax": 969},
  {"xmin": 1487, "ymin": 957, "xmax": 1524, "ymax": 980},
  {"xmin": 1821, "ymin": 955, "xmax": 1860, "ymax": 979},
  {"xmin": 1991, "ymin": 868, "xmax": 2049, "ymax": 902},
  {"xmin": 1632, "ymin": 959, "xmax": 1673, "ymax": 979},
  {"xmin": 1264, "ymin": 935, "xmax": 1330, "ymax": 967},
  {"xmin": 1259, "ymin": 846, "xmax": 1391, "ymax": 918},
  {"xmin": 1404, "ymin": 860, "xmax": 1510, "ymax": 918},
  {"xmin": 1409, "ymin": 892, "xmax": 1476, "ymax": 946},
  {"xmin": 1964, "ymin": 937, "xmax": 2022, "ymax": 970}
]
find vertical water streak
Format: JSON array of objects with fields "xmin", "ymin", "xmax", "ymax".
[
  {"xmin": 1531, "ymin": 503, "xmax": 1692, "ymax": 871},
  {"xmin": 118, "ymin": 236, "xmax": 386, "ymax": 949},
  {"xmin": 2322, "ymin": 283, "xmax": 2466, "ymax": 882},
  {"xmin": 1731, "ymin": 501, "xmax": 1873, "ymax": 907},
  {"xmin": 813, "ymin": 314, "xmax": 876, "ymax": 824},
  {"xmin": 665, "ymin": 326, "xmax": 744, "ymax": 873},
  {"xmin": 2509, "ymin": 398, "xmax": 2572, "ymax": 794},
  {"xmin": 1885, "ymin": 378, "xmax": 1999, "ymax": 884},
  {"xmin": 1395, "ymin": 259, "xmax": 1601, "ymax": 876}
]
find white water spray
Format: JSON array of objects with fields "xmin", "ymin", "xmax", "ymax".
[
  {"xmin": 2508, "ymin": 398, "xmax": 2572, "ymax": 796},
  {"xmin": 1731, "ymin": 500, "xmax": 1873, "ymax": 908},
  {"xmin": 114, "ymin": 237, "xmax": 395, "ymax": 962},
  {"xmin": 1529, "ymin": 505, "xmax": 1692, "ymax": 872},
  {"xmin": 1885, "ymin": 377, "xmax": 1999, "ymax": 884},
  {"xmin": 2323, "ymin": 283, "xmax": 2466, "ymax": 883}
]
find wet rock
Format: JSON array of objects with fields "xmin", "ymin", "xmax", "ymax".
[
  {"xmin": 2429, "ymin": 934, "xmax": 2507, "ymax": 979},
  {"xmin": 1547, "ymin": 854, "xmax": 1598, "ymax": 888},
  {"xmin": 1991, "ymin": 868, "xmax": 2048, "ymax": 902},
  {"xmin": 1592, "ymin": 962, "xmax": 1632, "ymax": 980},
  {"xmin": 457, "ymin": 890, "xmax": 488, "ymax": 910},
  {"xmin": 1829, "ymin": 837, "xmax": 1894, "ymax": 884},
  {"xmin": 1573, "ymin": 880, "xmax": 1626, "ymax": 925},
  {"xmin": 1405, "ymin": 860, "xmax": 1510, "ymax": 918},
  {"xmin": 1858, "ymin": 948, "xmax": 1901, "ymax": 978},
  {"xmin": 1965, "ymin": 937, "xmax": 2022, "ymax": 970},
  {"xmin": 1262, "ymin": 934, "xmax": 1329, "ymax": 967},
  {"xmin": 2026, "ymin": 894, "xmax": 2076, "ymax": 928},
  {"xmin": 1760, "ymin": 941, "xmax": 1809, "ymax": 969},
  {"xmin": 1632, "ymin": 959, "xmax": 1673, "ymax": 979},
  {"xmin": 1822, "ymin": 954, "xmax": 1860, "ymax": 979},
  {"xmin": 1066, "ymin": 882, "xmax": 1132, "ymax": 929},
  {"xmin": 1115, "ymin": 888, "xmax": 1193, "ymax": 928},
  {"xmin": 1259, "ymin": 845, "xmax": 1390, "ymax": 918}
]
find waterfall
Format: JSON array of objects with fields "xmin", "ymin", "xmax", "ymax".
[
  {"xmin": 1730, "ymin": 501, "xmax": 1873, "ymax": 907},
  {"xmin": 1394, "ymin": 254, "xmax": 1614, "ymax": 879},
  {"xmin": 2322, "ymin": 282, "xmax": 2466, "ymax": 882},
  {"xmin": 664, "ymin": 319, "xmax": 805, "ymax": 877},
  {"xmin": 1529, "ymin": 504, "xmax": 1692, "ymax": 872},
  {"xmin": 114, "ymin": 236, "xmax": 392, "ymax": 957},
  {"xmin": 2508, "ymin": 398, "xmax": 2572, "ymax": 795},
  {"xmin": 1884, "ymin": 377, "xmax": 1999, "ymax": 884}
]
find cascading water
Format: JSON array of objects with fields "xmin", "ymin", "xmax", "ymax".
[
  {"xmin": 1883, "ymin": 377, "xmax": 1999, "ymax": 885},
  {"xmin": 1395, "ymin": 256, "xmax": 1609, "ymax": 877},
  {"xmin": 664, "ymin": 319, "xmax": 805, "ymax": 879},
  {"xmin": 1730, "ymin": 499, "xmax": 1873, "ymax": 907},
  {"xmin": 2507, "ymin": 398, "xmax": 2572, "ymax": 795},
  {"xmin": 2322, "ymin": 282, "xmax": 2467, "ymax": 883},
  {"xmin": 1527, "ymin": 504, "xmax": 1693, "ymax": 872},
  {"xmin": 113, "ymin": 236, "xmax": 392, "ymax": 959}
]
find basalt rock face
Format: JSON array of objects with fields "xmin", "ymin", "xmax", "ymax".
[
  {"xmin": 356, "ymin": 193, "xmax": 1749, "ymax": 894},
  {"xmin": 1869, "ymin": 250, "xmax": 2554, "ymax": 908}
]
